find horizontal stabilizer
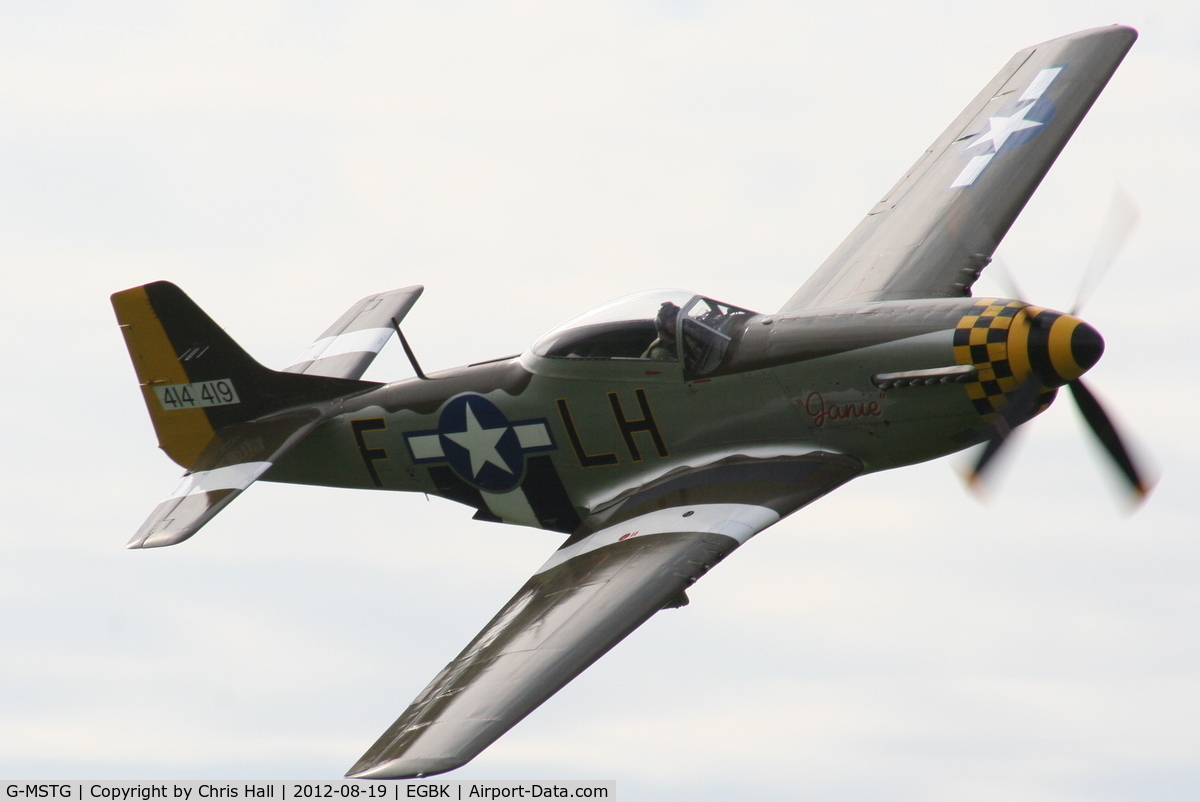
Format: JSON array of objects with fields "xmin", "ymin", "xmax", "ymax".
[
  {"xmin": 127, "ymin": 407, "xmax": 325, "ymax": 548},
  {"xmin": 286, "ymin": 286, "xmax": 424, "ymax": 380}
]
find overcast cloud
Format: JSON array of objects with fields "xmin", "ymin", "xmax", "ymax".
[{"xmin": 1, "ymin": 2, "xmax": 1197, "ymax": 800}]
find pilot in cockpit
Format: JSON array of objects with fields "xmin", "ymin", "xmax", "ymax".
[{"xmin": 641, "ymin": 301, "xmax": 680, "ymax": 360}]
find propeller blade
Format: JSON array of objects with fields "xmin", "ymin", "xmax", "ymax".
[
  {"xmin": 1067, "ymin": 379, "xmax": 1153, "ymax": 500},
  {"xmin": 988, "ymin": 253, "xmax": 1028, "ymax": 302},
  {"xmin": 1071, "ymin": 186, "xmax": 1139, "ymax": 315},
  {"xmin": 966, "ymin": 376, "xmax": 1046, "ymax": 489}
]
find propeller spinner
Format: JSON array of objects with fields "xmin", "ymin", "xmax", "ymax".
[
  {"xmin": 966, "ymin": 305, "xmax": 1151, "ymax": 501},
  {"xmin": 965, "ymin": 185, "xmax": 1151, "ymax": 502}
]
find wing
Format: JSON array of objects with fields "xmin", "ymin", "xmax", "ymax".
[
  {"xmin": 285, "ymin": 286, "xmax": 423, "ymax": 379},
  {"xmin": 346, "ymin": 451, "xmax": 861, "ymax": 779},
  {"xmin": 779, "ymin": 25, "xmax": 1136, "ymax": 313}
]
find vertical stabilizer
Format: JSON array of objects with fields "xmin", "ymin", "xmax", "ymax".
[{"xmin": 112, "ymin": 281, "xmax": 374, "ymax": 469}]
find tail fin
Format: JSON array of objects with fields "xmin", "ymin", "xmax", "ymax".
[{"xmin": 112, "ymin": 281, "xmax": 377, "ymax": 469}]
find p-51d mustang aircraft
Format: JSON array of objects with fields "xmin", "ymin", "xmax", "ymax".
[{"xmin": 113, "ymin": 25, "xmax": 1148, "ymax": 779}]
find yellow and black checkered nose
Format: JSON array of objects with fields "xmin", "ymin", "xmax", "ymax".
[{"xmin": 954, "ymin": 300, "xmax": 1104, "ymax": 418}]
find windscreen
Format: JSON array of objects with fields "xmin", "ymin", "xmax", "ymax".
[{"xmin": 680, "ymin": 297, "xmax": 756, "ymax": 376}]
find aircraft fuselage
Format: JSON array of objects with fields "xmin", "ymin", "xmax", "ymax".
[{"xmin": 265, "ymin": 295, "xmax": 1095, "ymax": 532}]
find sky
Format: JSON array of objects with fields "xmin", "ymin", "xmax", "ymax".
[{"xmin": 1, "ymin": 1, "xmax": 1198, "ymax": 800}]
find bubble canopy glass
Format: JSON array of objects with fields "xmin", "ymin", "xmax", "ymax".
[{"xmin": 532, "ymin": 289, "xmax": 756, "ymax": 375}]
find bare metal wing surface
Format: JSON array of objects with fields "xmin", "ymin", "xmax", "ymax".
[
  {"xmin": 780, "ymin": 25, "xmax": 1136, "ymax": 313},
  {"xmin": 285, "ymin": 286, "xmax": 424, "ymax": 380},
  {"xmin": 347, "ymin": 452, "xmax": 861, "ymax": 779}
]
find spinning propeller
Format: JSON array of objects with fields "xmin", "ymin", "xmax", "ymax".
[{"xmin": 967, "ymin": 188, "xmax": 1153, "ymax": 502}]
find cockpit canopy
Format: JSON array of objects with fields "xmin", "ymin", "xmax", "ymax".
[{"xmin": 532, "ymin": 289, "xmax": 756, "ymax": 376}]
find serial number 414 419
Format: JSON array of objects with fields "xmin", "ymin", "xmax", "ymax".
[{"xmin": 154, "ymin": 378, "xmax": 240, "ymax": 410}]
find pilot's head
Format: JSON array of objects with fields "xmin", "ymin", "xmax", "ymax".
[{"xmin": 656, "ymin": 302, "xmax": 680, "ymax": 338}]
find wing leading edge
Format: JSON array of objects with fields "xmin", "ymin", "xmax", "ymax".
[
  {"xmin": 347, "ymin": 451, "xmax": 861, "ymax": 779},
  {"xmin": 780, "ymin": 25, "xmax": 1136, "ymax": 313}
]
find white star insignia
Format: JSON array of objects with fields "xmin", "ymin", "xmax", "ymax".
[
  {"xmin": 445, "ymin": 404, "xmax": 513, "ymax": 477},
  {"xmin": 969, "ymin": 102, "xmax": 1044, "ymax": 152}
]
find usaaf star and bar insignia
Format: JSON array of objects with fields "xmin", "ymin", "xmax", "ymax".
[
  {"xmin": 950, "ymin": 66, "xmax": 1064, "ymax": 189},
  {"xmin": 398, "ymin": 394, "xmax": 581, "ymax": 534},
  {"xmin": 404, "ymin": 395, "xmax": 556, "ymax": 492}
]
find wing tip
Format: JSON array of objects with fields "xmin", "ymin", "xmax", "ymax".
[
  {"xmin": 126, "ymin": 527, "xmax": 194, "ymax": 549},
  {"xmin": 345, "ymin": 756, "xmax": 466, "ymax": 780}
]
